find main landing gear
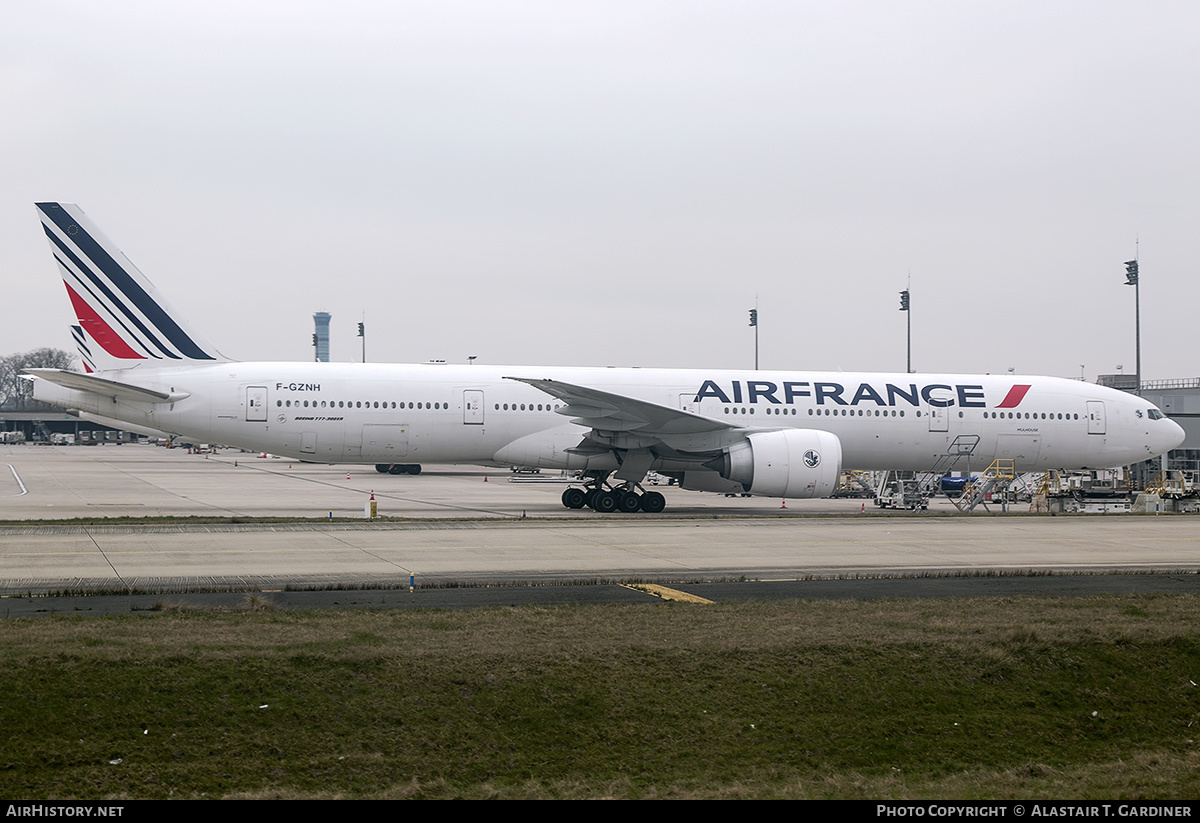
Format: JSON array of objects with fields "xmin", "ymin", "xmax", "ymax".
[
  {"xmin": 375, "ymin": 463, "xmax": 422, "ymax": 475},
  {"xmin": 561, "ymin": 484, "xmax": 666, "ymax": 514}
]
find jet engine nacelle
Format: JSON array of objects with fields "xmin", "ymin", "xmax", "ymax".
[{"xmin": 718, "ymin": 428, "xmax": 843, "ymax": 499}]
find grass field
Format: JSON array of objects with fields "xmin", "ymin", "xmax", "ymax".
[{"xmin": 2, "ymin": 594, "xmax": 1199, "ymax": 799}]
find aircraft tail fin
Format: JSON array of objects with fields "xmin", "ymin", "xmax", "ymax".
[{"xmin": 37, "ymin": 203, "xmax": 229, "ymax": 369}]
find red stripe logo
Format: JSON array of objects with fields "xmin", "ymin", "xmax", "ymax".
[
  {"xmin": 64, "ymin": 283, "xmax": 146, "ymax": 360},
  {"xmin": 996, "ymin": 384, "xmax": 1031, "ymax": 408}
]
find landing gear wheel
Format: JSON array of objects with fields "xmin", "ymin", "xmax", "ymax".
[
  {"xmin": 407, "ymin": 464, "xmax": 421, "ymax": 475},
  {"xmin": 639, "ymin": 491, "xmax": 666, "ymax": 513},
  {"xmin": 387, "ymin": 464, "xmax": 405, "ymax": 474},
  {"xmin": 590, "ymin": 490, "xmax": 618, "ymax": 513},
  {"xmin": 562, "ymin": 487, "xmax": 587, "ymax": 509},
  {"xmin": 375, "ymin": 464, "xmax": 390, "ymax": 474},
  {"xmin": 617, "ymin": 491, "xmax": 642, "ymax": 513}
]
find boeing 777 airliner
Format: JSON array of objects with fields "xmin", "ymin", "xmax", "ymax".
[{"xmin": 25, "ymin": 203, "xmax": 1184, "ymax": 513}]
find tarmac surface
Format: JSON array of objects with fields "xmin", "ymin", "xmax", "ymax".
[{"xmin": 2, "ymin": 443, "xmax": 1199, "ymax": 614}]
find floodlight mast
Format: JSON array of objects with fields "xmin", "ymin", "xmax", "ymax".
[
  {"xmin": 1124, "ymin": 256, "xmax": 1140, "ymax": 396},
  {"xmin": 748, "ymin": 307, "xmax": 759, "ymax": 370}
]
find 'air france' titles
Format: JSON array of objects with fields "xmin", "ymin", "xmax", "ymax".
[{"xmin": 693, "ymin": 380, "xmax": 989, "ymax": 408}]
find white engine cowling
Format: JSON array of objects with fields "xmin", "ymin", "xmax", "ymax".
[{"xmin": 719, "ymin": 429, "xmax": 842, "ymax": 499}]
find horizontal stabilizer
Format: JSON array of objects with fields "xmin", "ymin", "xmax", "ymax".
[{"xmin": 23, "ymin": 368, "xmax": 189, "ymax": 405}]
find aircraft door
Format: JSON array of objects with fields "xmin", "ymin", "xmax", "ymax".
[
  {"xmin": 927, "ymin": 406, "xmax": 948, "ymax": 432},
  {"xmin": 1086, "ymin": 400, "xmax": 1106, "ymax": 435},
  {"xmin": 463, "ymin": 390, "xmax": 484, "ymax": 425},
  {"xmin": 246, "ymin": 386, "xmax": 267, "ymax": 422},
  {"xmin": 997, "ymin": 433, "xmax": 1042, "ymax": 466}
]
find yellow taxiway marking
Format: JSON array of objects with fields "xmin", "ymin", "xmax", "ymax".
[{"xmin": 622, "ymin": 583, "xmax": 713, "ymax": 604}]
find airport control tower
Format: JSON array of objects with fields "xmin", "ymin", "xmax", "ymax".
[{"xmin": 313, "ymin": 312, "xmax": 331, "ymax": 362}]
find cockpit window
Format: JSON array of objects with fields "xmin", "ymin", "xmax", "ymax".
[{"xmin": 1148, "ymin": 408, "xmax": 1164, "ymax": 420}]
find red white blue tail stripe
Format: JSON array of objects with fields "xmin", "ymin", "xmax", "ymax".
[
  {"xmin": 70, "ymin": 324, "xmax": 96, "ymax": 373},
  {"xmin": 37, "ymin": 203, "xmax": 225, "ymax": 365}
]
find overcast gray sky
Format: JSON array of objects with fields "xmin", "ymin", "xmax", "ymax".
[{"xmin": 2, "ymin": 1, "xmax": 1197, "ymax": 381}]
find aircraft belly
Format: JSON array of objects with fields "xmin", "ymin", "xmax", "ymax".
[
  {"xmin": 493, "ymin": 424, "xmax": 612, "ymax": 471},
  {"xmin": 839, "ymin": 430, "xmax": 939, "ymax": 471}
]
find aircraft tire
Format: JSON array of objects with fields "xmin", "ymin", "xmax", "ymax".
[
  {"xmin": 407, "ymin": 464, "xmax": 422, "ymax": 475},
  {"xmin": 591, "ymin": 490, "xmax": 618, "ymax": 513},
  {"xmin": 375, "ymin": 464, "xmax": 390, "ymax": 473},
  {"xmin": 639, "ymin": 492, "xmax": 666, "ymax": 513},
  {"xmin": 388, "ymin": 464, "xmax": 406, "ymax": 475},
  {"xmin": 617, "ymin": 492, "xmax": 641, "ymax": 513},
  {"xmin": 562, "ymin": 487, "xmax": 587, "ymax": 509}
]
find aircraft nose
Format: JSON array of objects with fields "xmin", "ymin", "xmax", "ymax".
[
  {"xmin": 1164, "ymin": 418, "xmax": 1186, "ymax": 452},
  {"xmin": 1150, "ymin": 417, "xmax": 1187, "ymax": 459}
]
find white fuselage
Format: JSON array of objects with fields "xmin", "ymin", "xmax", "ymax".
[{"xmin": 40, "ymin": 361, "xmax": 1183, "ymax": 474}]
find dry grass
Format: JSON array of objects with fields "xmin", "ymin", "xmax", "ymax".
[{"xmin": 2, "ymin": 595, "xmax": 1198, "ymax": 799}]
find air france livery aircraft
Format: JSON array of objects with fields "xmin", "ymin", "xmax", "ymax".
[{"xmin": 26, "ymin": 203, "xmax": 1184, "ymax": 513}]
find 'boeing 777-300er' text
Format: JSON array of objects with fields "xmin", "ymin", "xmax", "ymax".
[{"xmin": 25, "ymin": 203, "xmax": 1185, "ymax": 513}]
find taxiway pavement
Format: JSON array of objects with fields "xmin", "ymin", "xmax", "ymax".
[{"xmin": 2, "ymin": 444, "xmax": 1197, "ymax": 596}]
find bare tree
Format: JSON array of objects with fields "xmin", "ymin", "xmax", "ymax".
[{"xmin": 0, "ymin": 348, "xmax": 74, "ymax": 409}]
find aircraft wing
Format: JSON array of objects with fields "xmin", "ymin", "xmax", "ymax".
[
  {"xmin": 505, "ymin": 376, "xmax": 740, "ymax": 452},
  {"xmin": 23, "ymin": 368, "xmax": 189, "ymax": 405}
]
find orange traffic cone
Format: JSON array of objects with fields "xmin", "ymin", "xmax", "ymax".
[
  {"xmin": 780, "ymin": 499, "xmax": 787, "ymax": 509},
  {"xmin": 346, "ymin": 471, "xmax": 351, "ymax": 480}
]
